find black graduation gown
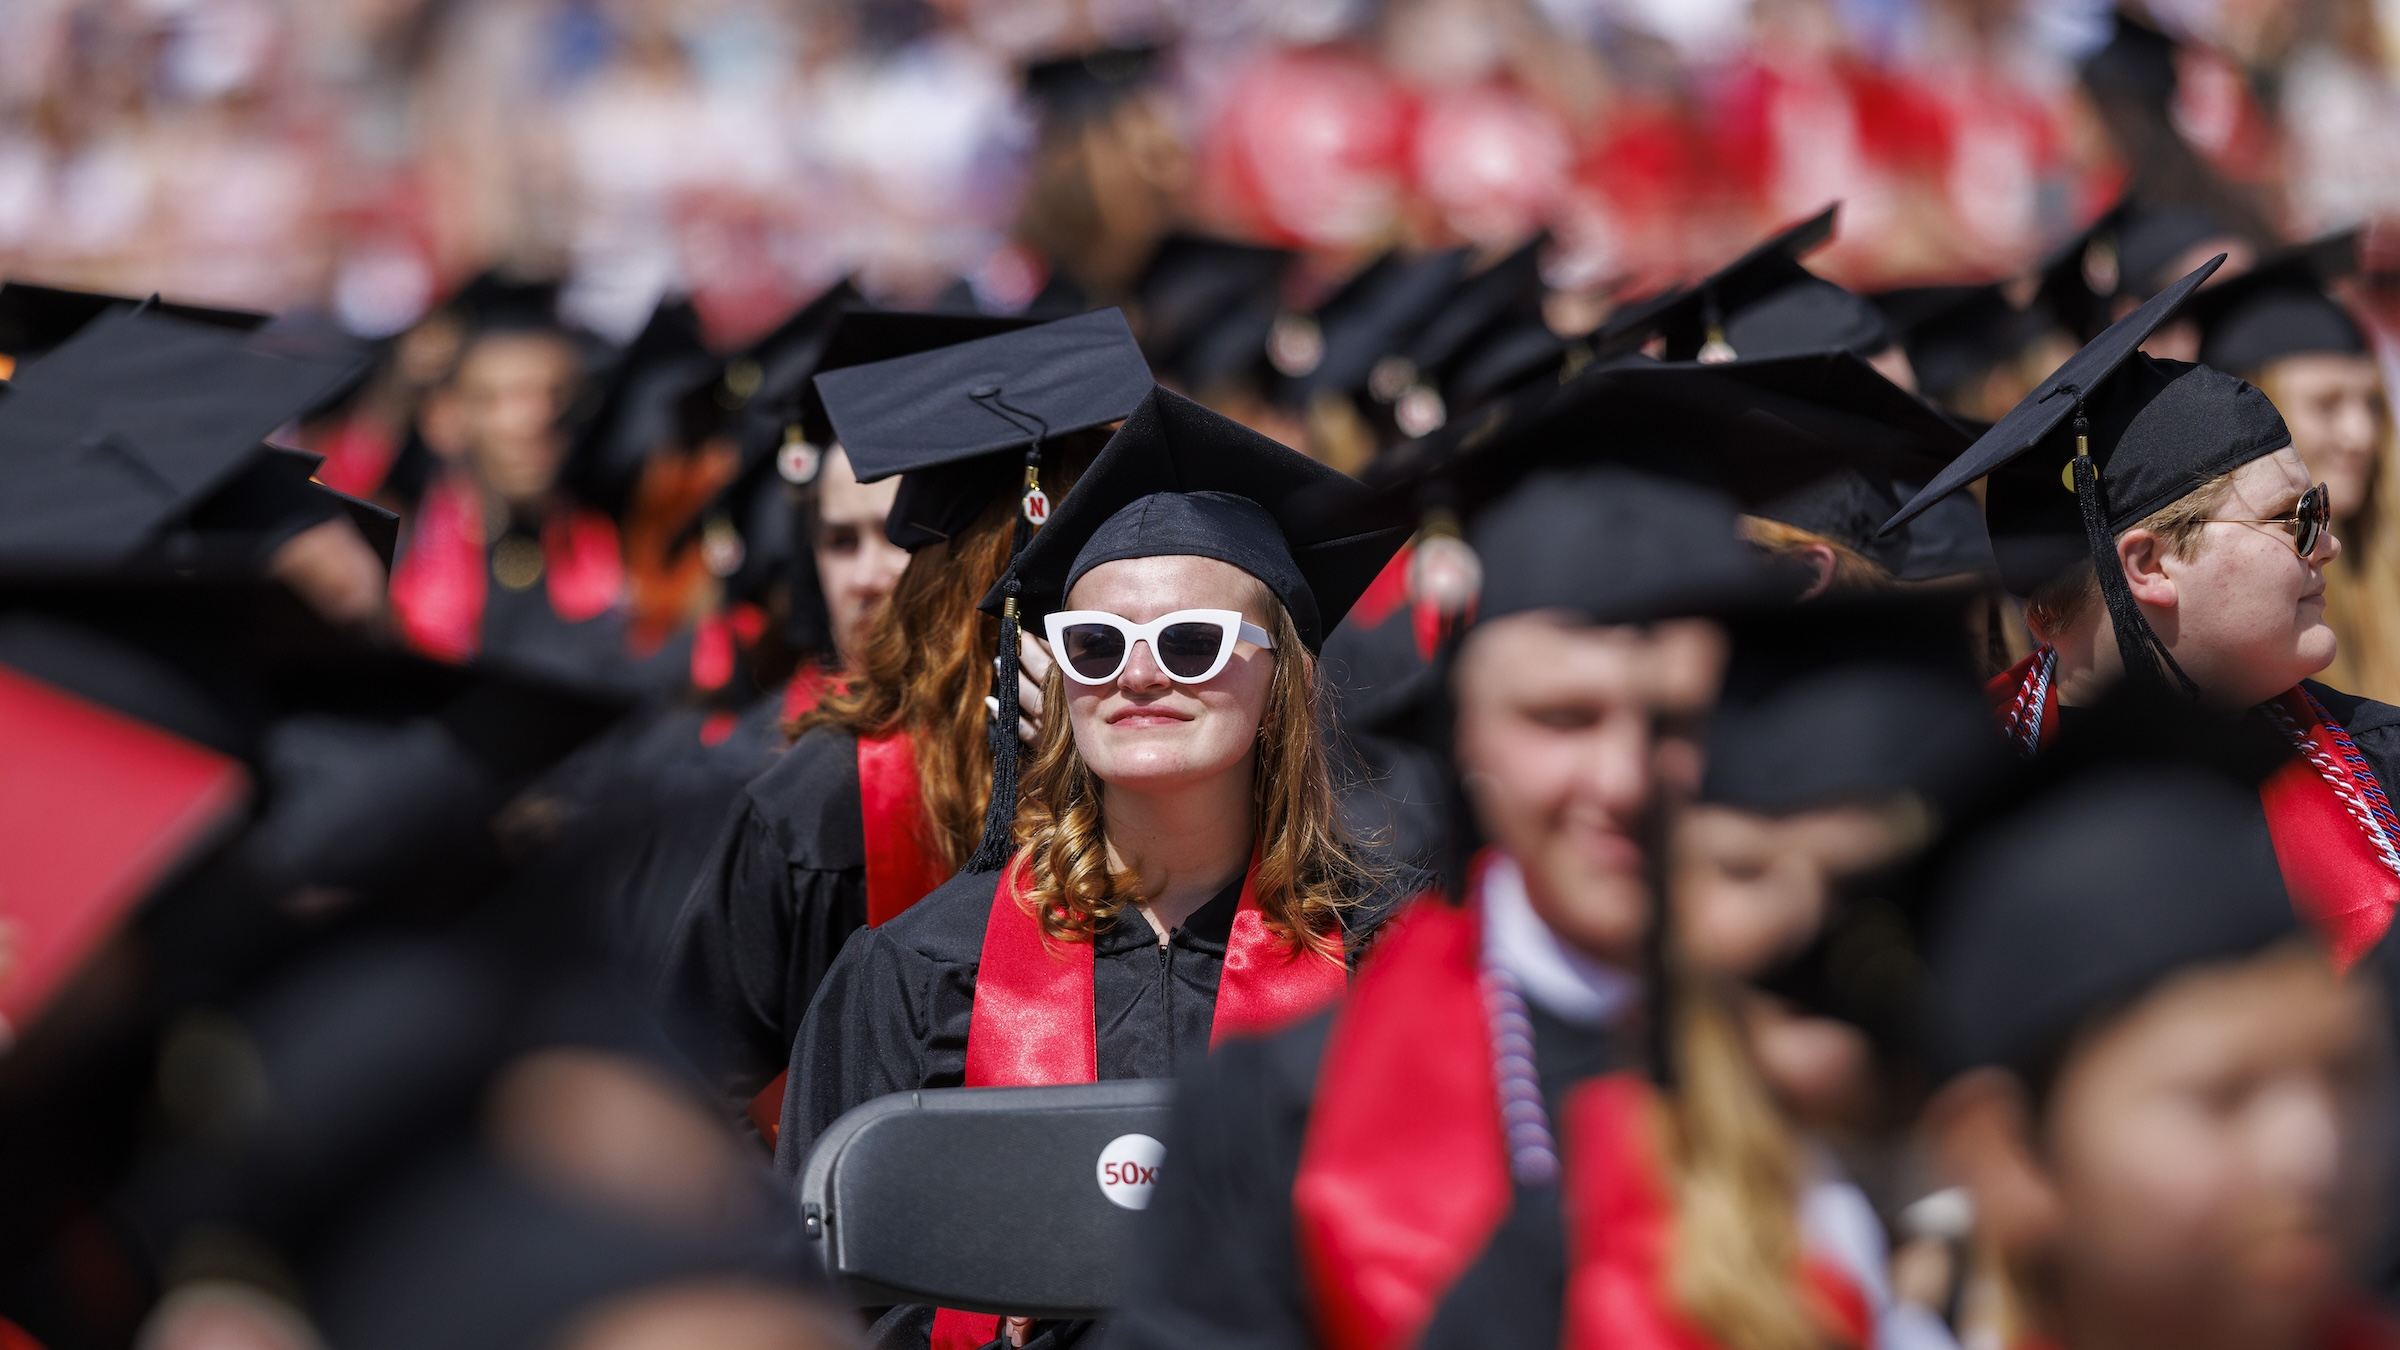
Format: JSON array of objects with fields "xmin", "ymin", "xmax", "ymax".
[
  {"xmin": 661, "ymin": 726, "xmax": 868, "ymax": 1114},
  {"xmin": 1100, "ymin": 996, "xmax": 1630, "ymax": 1350},
  {"xmin": 533, "ymin": 690, "xmax": 793, "ymax": 983},
  {"xmin": 476, "ymin": 550, "xmax": 690, "ymax": 699},
  {"xmin": 2299, "ymin": 681, "xmax": 2400, "ymax": 791},
  {"xmin": 775, "ymin": 867, "xmax": 1250, "ymax": 1350},
  {"xmin": 774, "ymin": 866, "xmax": 1251, "ymax": 1173}
]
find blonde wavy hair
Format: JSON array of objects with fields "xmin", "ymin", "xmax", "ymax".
[
  {"xmin": 1008, "ymin": 589, "xmax": 1369, "ymax": 959},
  {"xmin": 1657, "ymin": 976, "xmax": 1862, "ymax": 1350}
]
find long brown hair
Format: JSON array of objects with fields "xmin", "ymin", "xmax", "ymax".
[
  {"xmin": 790, "ymin": 434, "xmax": 1103, "ymax": 871},
  {"xmin": 1009, "ymin": 593, "xmax": 1370, "ymax": 959}
]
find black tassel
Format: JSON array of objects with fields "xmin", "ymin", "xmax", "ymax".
[
  {"xmin": 2070, "ymin": 409, "xmax": 2200, "ymax": 699},
  {"xmin": 965, "ymin": 447, "xmax": 1044, "ymax": 873}
]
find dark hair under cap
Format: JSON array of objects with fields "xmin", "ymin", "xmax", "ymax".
[
  {"xmin": 1064, "ymin": 491, "xmax": 1318, "ymax": 644},
  {"xmin": 1925, "ymin": 765, "xmax": 2296, "ymax": 1083}
]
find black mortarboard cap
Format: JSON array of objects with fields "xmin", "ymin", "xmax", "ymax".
[
  {"xmin": 1370, "ymin": 236, "xmax": 1569, "ymax": 435},
  {"xmin": 2190, "ymin": 231, "xmax": 2366, "ymax": 375},
  {"xmin": 1885, "ymin": 256, "xmax": 2289, "ymax": 691},
  {"xmin": 1703, "ymin": 591, "xmax": 2006, "ymax": 819},
  {"xmin": 1134, "ymin": 234, "xmax": 1294, "ymax": 394},
  {"xmin": 0, "ymin": 281, "xmax": 269, "ymax": 372},
  {"xmin": 1470, "ymin": 464, "xmax": 1801, "ymax": 627},
  {"xmin": 1024, "ymin": 46, "xmax": 1159, "ymax": 125},
  {"xmin": 561, "ymin": 297, "xmax": 715, "ymax": 518},
  {"xmin": 1377, "ymin": 349, "xmax": 1982, "ymax": 580},
  {"xmin": 1875, "ymin": 282, "xmax": 2068, "ymax": 407},
  {"xmin": 818, "ymin": 308, "xmax": 1152, "ymax": 550},
  {"xmin": 2114, "ymin": 205, "xmax": 2238, "ymax": 300},
  {"xmin": 1925, "ymin": 763, "xmax": 2296, "ymax": 1082},
  {"xmin": 785, "ymin": 308, "xmax": 1037, "ymax": 468},
  {"xmin": 722, "ymin": 278, "xmax": 865, "ymax": 471},
  {"xmin": 1594, "ymin": 205, "xmax": 1846, "ymax": 360},
  {"xmin": 1271, "ymin": 248, "xmax": 1471, "ymax": 406},
  {"xmin": 0, "ymin": 311, "xmax": 366, "ymax": 570},
  {"xmin": 991, "ymin": 386, "xmax": 1409, "ymax": 653},
  {"xmin": 446, "ymin": 270, "xmax": 565, "ymax": 335}
]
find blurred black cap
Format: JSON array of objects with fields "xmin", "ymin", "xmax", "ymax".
[
  {"xmin": 1925, "ymin": 763, "xmax": 2296, "ymax": 1082},
  {"xmin": 1134, "ymin": 234, "xmax": 1293, "ymax": 395},
  {"xmin": 1595, "ymin": 204, "xmax": 1852, "ymax": 360},
  {"xmin": 0, "ymin": 311, "xmax": 368, "ymax": 571},
  {"xmin": 562, "ymin": 297, "xmax": 716, "ymax": 518},
  {"xmin": 1270, "ymin": 248, "xmax": 1471, "ymax": 406},
  {"xmin": 2191, "ymin": 231, "xmax": 2366, "ymax": 375}
]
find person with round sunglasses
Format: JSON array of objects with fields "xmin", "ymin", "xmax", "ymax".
[
  {"xmin": 1893, "ymin": 256, "xmax": 2400, "ymax": 973},
  {"xmin": 773, "ymin": 389, "xmax": 1415, "ymax": 1350}
]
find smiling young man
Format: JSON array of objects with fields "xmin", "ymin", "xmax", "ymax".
[{"xmin": 1887, "ymin": 256, "xmax": 2400, "ymax": 970}]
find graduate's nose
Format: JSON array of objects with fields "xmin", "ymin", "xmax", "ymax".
[{"xmin": 1119, "ymin": 638, "xmax": 1173, "ymax": 692}]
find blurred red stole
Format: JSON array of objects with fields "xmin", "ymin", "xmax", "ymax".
[
  {"xmin": 1291, "ymin": 868, "xmax": 1869, "ymax": 1350},
  {"xmin": 0, "ymin": 665, "xmax": 249, "ymax": 1040}
]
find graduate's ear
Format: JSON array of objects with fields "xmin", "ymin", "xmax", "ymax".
[
  {"xmin": 2117, "ymin": 526, "xmax": 2179, "ymax": 610},
  {"xmin": 1925, "ymin": 1067, "xmax": 2067, "ymax": 1259}
]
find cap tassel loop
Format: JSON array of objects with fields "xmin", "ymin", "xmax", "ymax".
[
  {"xmin": 966, "ymin": 440, "xmax": 1045, "ymax": 874},
  {"xmin": 1696, "ymin": 286, "xmax": 1736, "ymax": 365},
  {"xmin": 2070, "ymin": 409, "xmax": 2201, "ymax": 699}
]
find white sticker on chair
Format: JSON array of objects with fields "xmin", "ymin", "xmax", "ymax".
[{"xmin": 1095, "ymin": 1133, "xmax": 1165, "ymax": 1210}]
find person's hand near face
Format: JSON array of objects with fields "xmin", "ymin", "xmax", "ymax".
[
  {"xmin": 808, "ymin": 447, "xmax": 908, "ymax": 669},
  {"xmin": 454, "ymin": 332, "xmax": 581, "ymax": 513},
  {"xmin": 2122, "ymin": 447, "xmax": 2342, "ymax": 709},
  {"xmin": 1451, "ymin": 613, "xmax": 1725, "ymax": 966}
]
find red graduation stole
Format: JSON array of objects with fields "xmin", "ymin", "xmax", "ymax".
[
  {"xmin": 1292, "ymin": 863, "xmax": 1870, "ymax": 1350},
  {"xmin": 931, "ymin": 847, "xmax": 1349, "ymax": 1349},
  {"xmin": 1991, "ymin": 649, "xmax": 2400, "ymax": 970},
  {"xmin": 390, "ymin": 474, "xmax": 624, "ymax": 663},
  {"xmin": 747, "ymin": 725, "xmax": 950, "ymax": 1147}
]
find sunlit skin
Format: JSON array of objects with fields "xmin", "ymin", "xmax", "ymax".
[
  {"xmin": 1868, "ymin": 343, "xmax": 1918, "ymax": 394},
  {"xmin": 2263, "ymin": 353, "xmax": 2388, "ymax": 524},
  {"xmin": 1060, "ymin": 555, "xmax": 1278, "ymax": 940},
  {"xmin": 1672, "ymin": 801, "xmax": 1917, "ymax": 979},
  {"xmin": 808, "ymin": 447, "xmax": 908, "ymax": 668},
  {"xmin": 453, "ymin": 331, "xmax": 580, "ymax": 513},
  {"xmin": 267, "ymin": 516, "xmax": 388, "ymax": 631},
  {"xmin": 1451, "ymin": 613, "xmax": 1724, "ymax": 967},
  {"xmin": 1674, "ymin": 800, "xmax": 1918, "ymax": 1128},
  {"xmin": 2045, "ymin": 448, "xmax": 2341, "ymax": 711},
  {"xmin": 1931, "ymin": 946, "xmax": 2390, "ymax": 1350}
]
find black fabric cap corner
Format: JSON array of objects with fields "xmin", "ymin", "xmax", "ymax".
[
  {"xmin": 815, "ymin": 307, "xmax": 1153, "ymax": 483},
  {"xmin": 0, "ymin": 311, "xmax": 366, "ymax": 569}
]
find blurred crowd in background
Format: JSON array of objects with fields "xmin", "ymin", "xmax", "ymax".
[{"xmin": 6, "ymin": 0, "xmax": 2398, "ymax": 343}]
